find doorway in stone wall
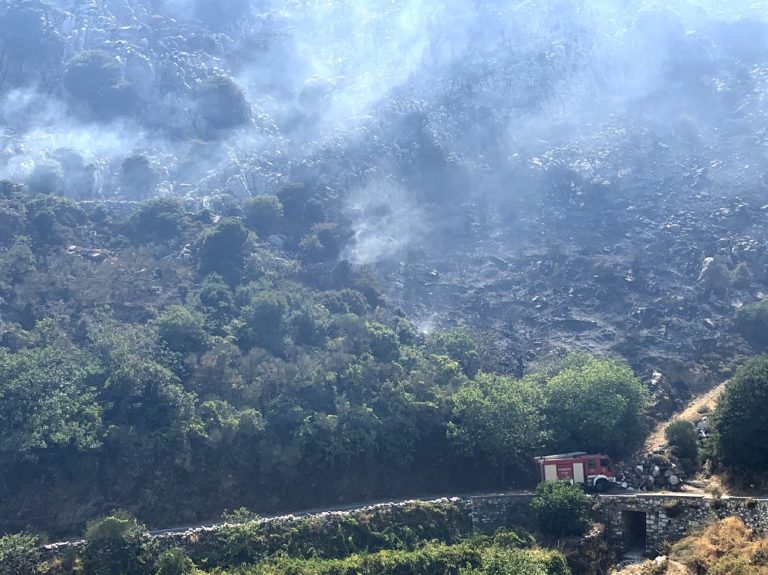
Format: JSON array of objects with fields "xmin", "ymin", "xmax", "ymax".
[{"xmin": 622, "ymin": 510, "xmax": 647, "ymax": 552}]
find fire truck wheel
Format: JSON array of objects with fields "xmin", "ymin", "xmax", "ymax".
[{"xmin": 594, "ymin": 478, "xmax": 609, "ymax": 493}]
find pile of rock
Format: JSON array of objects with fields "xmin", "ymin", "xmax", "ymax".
[{"xmin": 616, "ymin": 452, "xmax": 684, "ymax": 492}]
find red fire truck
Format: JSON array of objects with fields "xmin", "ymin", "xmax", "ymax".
[{"xmin": 535, "ymin": 452, "xmax": 616, "ymax": 492}]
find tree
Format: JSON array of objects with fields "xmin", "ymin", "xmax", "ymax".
[
  {"xmin": 194, "ymin": 75, "xmax": 250, "ymax": 138},
  {"xmin": 0, "ymin": 346, "xmax": 103, "ymax": 461},
  {"xmin": 102, "ymin": 359, "xmax": 194, "ymax": 432},
  {"xmin": 26, "ymin": 160, "xmax": 64, "ymax": 195},
  {"xmin": 542, "ymin": 356, "xmax": 648, "ymax": 456},
  {"xmin": 530, "ymin": 481, "xmax": 591, "ymax": 537},
  {"xmin": 64, "ymin": 51, "xmax": 138, "ymax": 120},
  {"xmin": 121, "ymin": 154, "xmax": 159, "ymax": 200},
  {"xmin": 0, "ymin": 1, "xmax": 64, "ymax": 89},
  {"xmin": 243, "ymin": 195, "xmax": 283, "ymax": 237},
  {"xmin": 198, "ymin": 218, "xmax": 250, "ymax": 284},
  {"xmin": 714, "ymin": 355, "xmax": 768, "ymax": 471},
  {"xmin": 129, "ymin": 197, "xmax": 186, "ymax": 241},
  {"xmin": 156, "ymin": 305, "xmax": 207, "ymax": 354},
  {"xmin": 236, "ymin": 291, "xmax": 288, "ymax": 355},
  {"xmin": 428, "ymin": 328, "xmax": 481, "ymax": 378},
  {"xmin": 734, "ymin": 300, "xmax": 768, "ymax": 351},
  {"xmin": 366, "ymin": 322, "xmax": 400, "ymax": 363},
  {"xmin": 448, "ymin": 374, "xmax": 545, "ymax": 480}
]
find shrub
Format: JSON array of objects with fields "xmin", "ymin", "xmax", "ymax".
[
  {"xmin": 155, "ymin": 547, "xmax": 194, "ymax": 575},
  {"xmin": 0, "ymin": 532, "xmax": 40, "ymax": 575},
  {"xmin": 244, "ymin": 195, "xmax": 284, "ymax": 237},
  {"xmin": 530, "ymin": 481, "xmax": 591, "ymax": 537},
  {"xmin": 492, "ymin": 528, "xmax": 535, "ymax": 549},
  {"xmin": 222, "ymin": 507, "xmax": 261, "ymax": 524},
  {"xmin": 731, "ymin": 262, "xmax": 753, "ymax": 289},
  {"xmin": 194, "ymin": 75, "xmax": 250, "ymax": 138},
  {"xmin": 64, "ymin": 51, "xmax": 138, "ymax": 120},
  {"xmin": 128, "ymin": 198, "xmax": 185, "ymax": 242},
  {"xmin": 714, "ymin": 355, "xmax": 768, "ymax": 470},
  {"xmin": 156, "ymin": 305, "xmax": 207, "ymax": 354},
  {"xmin": 734, "ymin": 301, "xmax": 768, "ymax": 350},
  {"xmin": 81, "ymin": 510, "xmax": 147, "ymax": 575},
  {"xmin": 198, "ymin": 218, "xmax": 249, "ymax": 284},
  {"xmin": 121, "ymin": 154, "xmax": 159, "ymax": 200},
  {"xmin": 471, "ymin": 547, "xmax": 548, "ymax": 575},
  {"xmin": 665, "ymin": 419, "xmax": 699, "ymax": 462}
]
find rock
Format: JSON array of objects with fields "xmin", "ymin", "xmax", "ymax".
[
  {"xmin": 652, "ymin": 465, "xmax": 661, "ymax": 478},
  {"xmin": 651, "ymin": 371, "xmax": 664, "ymax": 386},
  {"xmin": 664, "ymin": 469, "xmax": 674, "ymax": 478},
  {"xmin": 636, "ymin": 465, "xmax": 645, "ymax": 474},
  {"xmin": 669, "ymin": 475, "xmax": 680, "ymax": 486}
]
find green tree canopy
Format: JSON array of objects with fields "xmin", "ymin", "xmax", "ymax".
[
  {"xmin": 244, "ymin": 195, "xmax": 284, "ymax": 237},
  {"xmin": 156, "ymin": 305, "xmax": 207, "ymax": 354},
  {"xmin": 64, "ymin": 51, "xmax": 138, "ymax": 120},
  {"xmin": 198, "ymin": 218, "xmax": 250, "ymax": 284},
  {"xmin": 428, "ymin": 327, "xmax": 481, "ymax": 378},
  {"xmin": 542, "ymin": 356, "xmax": 648, "ymax": 456},
  {"xmin": 0, "ymin": 346, "xmax": 103, "ymax": 460},
  {"xmin": 714, "ymin": 355, "xmax": 768, "ymax": 471},
  {"xmin": 448, "ymin": 373, "xmax": 544, "ymax": 478}
]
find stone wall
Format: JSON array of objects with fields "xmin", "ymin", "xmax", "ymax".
[
  {"xmin": 469, "ymin": 493, "xmax": 535, "ymax": 533},
  {"xmin": 38, "ymin": 493, "xmax": 536, "ymax": 564},
  {"xmin": 598, "ymin": 493, "xmax": 768, "ymax": 553},
  {"xmin": 44, "ymin": 491, "xmax": 768, "ymax": 564}
]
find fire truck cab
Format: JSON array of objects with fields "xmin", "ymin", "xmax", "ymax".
[{"xmin": 535, "ymin": 452, "xmax": 616, "ymax": 492}]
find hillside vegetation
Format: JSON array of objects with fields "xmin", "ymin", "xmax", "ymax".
[{"xmin": 0, "ymin": 187, "xmax": 648, "ymax": 535}]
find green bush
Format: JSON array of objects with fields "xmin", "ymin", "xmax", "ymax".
[
  {"xmin": 64, "ymin": 51, "xmax": 138, "ymax": 120},
  {"xmin": 221, "ymin": 507, "xmax": 261, "ymax": 524},
  {"xmin": 731, "ymin": 262, "xmax": 753, "ymax": 289},
  {"xmin": 530, "ymin": 482, "xmax": 591, "ymax": 537},
  {"xmin": 715, "ymin": 355, "xmax": 768, "ymax": 470},
  {"xmin": 735, "ymin": 301, "xmax": 768, "ymax": 350},
  {"xmin": 428, "ymin": 328, "xmax": 482, "ymax": 378},
  {"xmin": 156, "ymin": 305, "xmax": 207, "ymax": 354},
  {"xmin": 665, "ymin": 419, "xmax": 699, "ymax": 464},
  {"xmin": 0, "ymin": 532, "xmax": 40, "ymax": 575},
  {"xmin": 244, "ymin": 195, "xmax": 284, "ymax": 237},
  {"xmin": 467, "ymin": 547, "xmax": 548, "ymax": 575},
  {"xmin": 129, "ymin": 197, "xmax": 186, "ymax": 240},
  {"xmin": 198, "ymin": 218, "xmax": 250, "ymax": 284},
  {"xmin": 155, "ymin": 547, "xmax": 194, "ymax": 575},
  {"xmin": 121, "ymin": 155, "xmax": 160, "ymax": 200},
  {"xmin": 194, "ymin": 75, "xmax": 250, "ymax": 137},
  {"xmin": 81, "ymin": 511, "xmax": 148, "ymax": 575}
]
